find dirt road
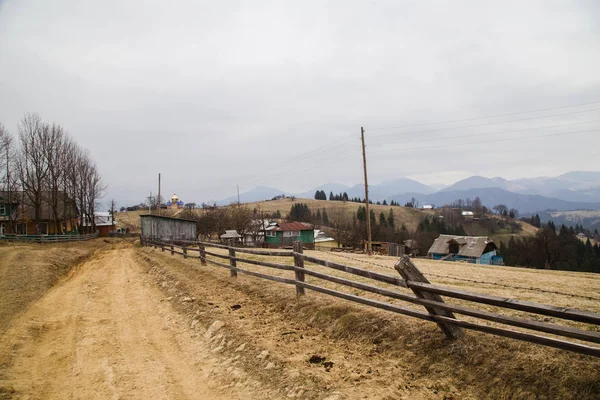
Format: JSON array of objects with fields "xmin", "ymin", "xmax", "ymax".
[{"xmin": 0, "ymin": 248, "xmax": 257, "ymax": 400}]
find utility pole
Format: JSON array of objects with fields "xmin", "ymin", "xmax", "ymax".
[
  {"xmin": 361, "ymin": 127, "xmax": 372, "ymax": 256},
  {"xmin": 237, "ymin": 184, "xmax": 240, "ymax": 205},
  {"xmin": 158, "ymin": 173, "xmax": 161, "ymax": 216}
]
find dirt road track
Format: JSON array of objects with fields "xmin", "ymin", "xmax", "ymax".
[{"xmin": 0, "ymin": 248, "xmax": 254, "ymax": 400}]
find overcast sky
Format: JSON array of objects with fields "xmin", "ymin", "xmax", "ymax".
[{"xmin": 0, "ymin": 0, "xmax": 598, "ymax": 207}]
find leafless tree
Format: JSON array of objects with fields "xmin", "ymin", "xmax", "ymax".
[{"xmin": 17, "ymin": 114, "xmax": 50, "ymax": 233}]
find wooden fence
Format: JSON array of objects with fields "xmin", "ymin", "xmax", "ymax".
[
  {"xmin": 0, "ymin": 233, "xmax": 98, "ymax": 243},
  {"xmin": 142, "ymin": 237, "xmax": 600, "ymax": 358}
]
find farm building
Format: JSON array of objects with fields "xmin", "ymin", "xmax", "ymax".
[
  {"xmin": 264, "ymin": 221, "xmax": 314, "ymax": 248},
  {"xmin": 83, "ymin": 212, "xmax": 116, "ymax": 237},
  {"xmin": 140, "ymin": 214, "xmax": 196, "ymax": 241},
  {"xmin": 427, "ymin": 234, "xmax": 503, "ymax": 265}
]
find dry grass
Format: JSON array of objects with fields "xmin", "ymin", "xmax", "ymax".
[{"xmin": 139, "ymin": 244, "xmax": 600, "ymax": 399}]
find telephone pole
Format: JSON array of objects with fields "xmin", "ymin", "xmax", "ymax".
[
  {"xmin": 361, "ymin": 127, "xmax": 373, "ymax": 256},
  {"xmin": 158, "ymin": 173, "xmax": 161, "ymax": 216},
  {"xmin": 237, "ymin": 184, "xmax": 240, "ymax": 204}
]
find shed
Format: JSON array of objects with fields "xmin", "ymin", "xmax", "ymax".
[
  {"xmin": 140, "ymin": 214, "xmax": 197, "ymax": 241},
  {"xmin": 427, "ymin": 234, "xmax": 501, "ymax": 265},
  {"xmin": 220, "ymin": 230, "xmax": 241, "ymax": 242}
]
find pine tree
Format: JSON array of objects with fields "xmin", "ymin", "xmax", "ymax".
[
  {"xmin": 387, "ymin": 208, "xmax": 395, "ymax": 227},
  {"xmin": 382, "ymin": 200, "xmax": 387, "ymax": 205},
  {"xmin": 322, "ymin": 209, "xmax": 329, "ymax": 225},
  {"xmin": 379, "ymin": 211, "xmax": 387, "ymax": 227},
  {"xmin": 329, "ymin": 191, "xmax": 334, "ymax": 201}
]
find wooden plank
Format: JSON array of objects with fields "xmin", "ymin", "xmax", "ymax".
[
  {"xmin": 233, "ymin": 267, "xmax": 296, "ymax": 285},
  {"xmin": 233, "ymin": 248, "xmax": 294, "ymax": 257},
  {"xmin": 299, "ymin": 253, "xmax": 407, "ymax": 288},
  {"xmin": 408, "ymin": 281, "xmax": 600, "ymax": 325},
  {"xmin": 433, "ymin": 315, "xmax": 600, "ymax": 358},
  {"xmin": 293, "ymin": 241, "xmax": 306, "ymax": 297},
  {"xmin": 232, "ymin": 256, "xmax": 294, "ymax": 271},
  {"xmin": 298, "ymin": 281, "xmax": 434, "ymax": 322},
  {"xmin": 203, "ymin": 249, "xmax": 231, "ymax": 260},
  {"xmin": 395, "ymin": 256, "xmax": 464, "ymax": 339}
]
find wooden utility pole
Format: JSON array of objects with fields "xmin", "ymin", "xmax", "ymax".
[
  {"xmin": 158, "ymin": 173, "xmax": 161, "ymax": 216},
  {"xmin": 237, "ymin": 184, "xmax": 240, "ymax": 204},
  {"xmin": 361, "ymin": 127, "xmax": 373, "ymax": 256}
]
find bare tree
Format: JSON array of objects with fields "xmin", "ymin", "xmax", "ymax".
[
  {"xmin": 108, "ymin": 199, "xmax": 117, "ymax": 230},
  {"xmin": 17, "ymin": 114, "xmax": 50, "ymax": 234},
  {"xmin": 0, "ymin": 123, "xmax": 18, "ymax": 232}
]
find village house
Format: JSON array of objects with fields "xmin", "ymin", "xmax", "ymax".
[
  {"xmin": 0, "ymin": 191, "xmax": 79, "ymax": 235},
  {"xmin": 220, "ymin": 230, "xmax": 242, "ymax": 243},
  {"xmin": 83, "ymin": 212, "xmax": 116, "ymax": 237},
  {"xmin": 264, "ymin": 221, "xmax": 315, "ymax": 248},
  {"xmin": 427, "ymin": 234, "xmax": 503, "ymax": 265}
]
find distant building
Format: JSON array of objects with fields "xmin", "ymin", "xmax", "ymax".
[
  {"xmin": 264, "ymin": 222, "xmax": 314, "ymax": 248},
  {"xmin": 140, "ymin": 215, "xmax": 196, "ymax": 241},
  {"xmin": 422, "ymin": 205, "xmax": 434, "ymax": 210},
  {"xmin": 428, "ymin": 234, "xmax": 503, "ymax": 265},
  {"xmin": 166, "ymin": 193, "xmax": 185, "ymax": 210},
  {"xmin": 220, "ymin": 230, "xmax": 241, "ymax": 243},
  {"xmin": 314, "ymin": 229, "xmax": 338, "ymax": 248},
  {"xmin": 462, "ymin": 211, "xmax": 474, "ymax": 218},
  {"xmin": 83, "ymin": 212, "xmax": 116, "ymax": 237}
]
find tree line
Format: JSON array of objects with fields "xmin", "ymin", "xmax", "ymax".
[
  {"xmin": 500, "ymin": 222, "xmax": 600, "ymax": 273},
  {"xmin": 0, "ymin": 113, "xmax": 105, "ymax": 234}
]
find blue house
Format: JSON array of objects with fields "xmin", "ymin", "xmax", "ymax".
[{"xmin": 427, "ymin": 234, "xmax": 503, "ymax": 265}]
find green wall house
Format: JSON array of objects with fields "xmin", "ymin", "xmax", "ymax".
[{"xmin": 264, "ymin": 222, "xmax": 315, "ymax": 248}]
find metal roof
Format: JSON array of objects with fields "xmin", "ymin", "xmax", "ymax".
[
  {"xmin": 273, "ymin": 222, "xmax": 313, "ymax": 231},
  {"xmin": 220, "ymin": 230, "xmax": 241, "ymax": 239},
  {"xmin": 139, "ymin": 214, "xmax": 197, "ymax": 223},
  {"xmin": 428, "ymin": 234, "xmax": 497, "ymax": 258}
]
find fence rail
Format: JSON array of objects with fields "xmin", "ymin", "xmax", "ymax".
[
  {"xmin": 142, "ymin": 237, "xmax": 600, "ymax": 358},
  {"xmin": 0, "ymin": 233, "xmax": 98, "ymax": 243}
]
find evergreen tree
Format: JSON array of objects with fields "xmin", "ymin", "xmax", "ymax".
[
  {"xmin": 382, "ymin": 200, "xmax": 387, "ymax": 205},
  {"xmin": 379, "ymin": 211, "xmax": 387, "ymax": 227},
  {"xmin": 342, "ymin": 192, "xmax": 349, "ymax": 202},
  {"xmin": 329, "ymin": 191, "xmax": 334, "ymax": 201},
  {"xmin": 322, "ymin": 209, "xmax": 329, "ymax": 225},
  {"xmin": 387, "ymin": 208, "xmax": 395, "ymax": 227}
]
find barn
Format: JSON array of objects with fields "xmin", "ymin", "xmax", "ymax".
[
  {"xmin": 140, "ymin": 215, "xmax": 197, "ymax": 241},
  {"xmin": 427, "ymin": 234, "xmax": 503, "ymax": 265}
]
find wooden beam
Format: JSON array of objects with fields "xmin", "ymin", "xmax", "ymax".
[{"xmin": 395, "ymin": 256, "xmax": 464, "ymax": 340}]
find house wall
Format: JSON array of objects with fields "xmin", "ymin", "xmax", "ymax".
[
  {"xmin": 478, "ymin": 250, "xmax": 497, "ymax": 265},
  {"xmin": 140, "ymin": 216, "xmax": 196, "ymax": 241},
  {"xmin": 264, "ymin": 230, "xmax": 314, "ymax": 247}
]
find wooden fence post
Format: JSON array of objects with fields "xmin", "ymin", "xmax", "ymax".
[
  {"xmin": 228, "ymin": 239, "xmax": 237, "ymax": 278},
  {"xmin": 395, "ymin": 255, "xmax": 464, "ymax": 340},
  {"xmin": 199, "ymin": 244, "xmax": 206, "ymax": 265},
  {"xmin": 161, "ymin": 244, "xmax": 164, "ymax": 252},
  {"xmin": 183, "ymin": 245, "xmax": 188, "ymax": 259},
  {"xmin": 293, "ymin": 241, "xmax": 306, "ymax": 297},
  {"xmin": 170, "ymin": 245, "xmax": 174, "ymax": 256}
]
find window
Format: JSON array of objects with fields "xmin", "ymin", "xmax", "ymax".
[
  {"xmin": 0, "ymin": 204, "xmax": 5, "ymax": 215},
  {"xmin": 39, "ymin": 223, "xmax": 48, "ymax": 235},
  {"xmin": 266, "ymin": 230, "xmax": 276, "ymax": 237},
  {"xmin": 283, "ymin": 230, "xmax": 300, "ymax": 238},
  {"xmin": 16, "ymin": 223, "xmax": 26, "ymax": 235}
]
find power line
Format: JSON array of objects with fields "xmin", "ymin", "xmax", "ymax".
[
  {"xmin": 368, "ymin": 119, "xmax": 600, "ymax": 148},
  {"xmin": 367, "ymin": 100, "xmax": 600, "ymax": 131},
  {"xmin": 368, "ymin": 128, "xmax": 598, "ymax": 156},
  {"xmin": 368, "ymin": 107, "xmax": 600, "ymax": 139}
]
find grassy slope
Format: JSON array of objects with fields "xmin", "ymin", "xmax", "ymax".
[{"xmin": 250, "ymin": 198, "xmax": 538, "ymax": 241}]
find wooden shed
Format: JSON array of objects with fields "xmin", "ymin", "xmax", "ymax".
[{"xmin": 140, "ymin": 215, "xmax": 197, "ymax": 241}]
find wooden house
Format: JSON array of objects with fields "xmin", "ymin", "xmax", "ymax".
[
  {"xmin": 140, "ymin": 215, "xmax": 197, "ymax": 241},
  {"xmin": 264, "ymin": 222, "xmax": 314, "ymax": 248},
  {"xmin": 427, "ymin": 234, "xmax": 503, "ymax": 265},
  {"xmin": 0, "ymin": 191, "xmax": 78, "ymax": 235}
]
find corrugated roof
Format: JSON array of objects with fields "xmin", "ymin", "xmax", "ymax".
[
  {"xmin": 220, "ymin": 230, "xmax": 241, "ymax": 239},
  {"xmin": 273, "ymin": 222, "xmax": 313, "ymax": 231},
  {"xmin": 428, "ymin": 234, "xmax": 496, "ymax": 258}
]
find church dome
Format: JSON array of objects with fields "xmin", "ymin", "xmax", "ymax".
[{"xmin": 171, "ymin": 193, "xmax": 179, "ymax": 202}]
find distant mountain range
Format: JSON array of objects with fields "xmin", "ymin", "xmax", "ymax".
[{"xmin": 218, "ymin": 171, "xmax": 600, "ymax": 214}]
